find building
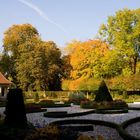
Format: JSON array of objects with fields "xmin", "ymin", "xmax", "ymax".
[{"xmin": 0, "ymin": 72, "xmax": 11, "ymax": 98}]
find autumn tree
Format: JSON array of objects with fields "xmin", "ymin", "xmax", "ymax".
[
  {"xmin": 61, "ymin": 55, "xmax": 72, "ymax": 79},
  {"xmin": 98, "ymin": 8, "xmax": 140, "ymax": 74},
  {"xmin": 15, "ymin": 40, "xmax": 62, "ymax": 91},
  {"xmin": 2, "ymin": 24, "xmax": 39, "ymax": 84},
  {"xmin": 2, "ymin": 24, "xmax": 63, "ymax": 90},
  {"xmin": 3, "ymin": 24, "xmax": 39, "ymax": 58},
  {"xmin": 66, "ymin": 40, "xmax": 109, "ymax": 79}
]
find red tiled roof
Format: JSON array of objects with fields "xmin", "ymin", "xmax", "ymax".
[{"xmin": 0, "ymin": 72, "xmax": 11, "ymax": 85}]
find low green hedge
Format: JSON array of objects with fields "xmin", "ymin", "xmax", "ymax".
[
  {"xmin": 119, "ymin": 117, "xmax": 140, "ymax": 140},
  {"xmin": 80, "ymin": 100, "xmax": 128, "ymax": 110},
  {"xmin": 26, "ymin": 108, "xmax": 47, "ymax": 113},
  {"xmin": 60, "ymin": 125, "xmax": 94, "ymax": 132},
  {"xmin": 128, "ymin": 107, "xmax": 140, "ymax": 110},
  {"xmin": 50, "ymin": 119, "xmax": 119, "ymax": 129},
  {"xmin": 121, "ymin": 116, "xmax": 140, "ymax": 129},
  {"xmin": 95, "ymin": 108, "xmax": 128, "ymax": 114},
  {"xmin": 44, "ymin": 110, "xmax": 95, "ymax": 118},
  {"xmin": 44, "ymin": 111, "xmax": 67, "ymax": 117},
  {"xmin": 50, "ymin": 118, "xmax": 140, "ymax": 140},
  {"xmin": 25, "ymin": 103, "xmax": 47, "ymax": 113},
  {"xmin": 40, "ymin": 103, "xmax": 71, "ymax": 108}
]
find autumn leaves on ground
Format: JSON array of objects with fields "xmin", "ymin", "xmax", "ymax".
[{"xmin": 1, "ymin": 8, "xmax": 140, "ymax": 91}]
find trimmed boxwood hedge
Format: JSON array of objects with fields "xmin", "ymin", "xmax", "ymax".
[
  {"xmin": 50, "ymin": 118, "xmax": 140, "ymax": 140},
  {"xmin": 40, "ymin": 103, "xmax": 71, "ymax": 108},
  {"xmin": 50, "ymin": 119, "xmax": 119, "ymax": 128},
  {"xmin": 44, "ymin": 108, "xmax": 130, "ymax": 118},
  {"xmin": 44, "ymin": 108, "xmax": 129, "ymax": 118},
  {"xmin": 119, "ymin": 117, "xmax": 140, "ymax": 140},
  {"xmin": 26, "ymin": 108, "xmax": 47, "ymax": 113},
  {"xmin": 59, "ymin": 125, "xmax": 94, "ymax": 132},
  {"xmin": 128, "ymin": 107, "xmax": 140, "ymax": 110},
  {"xmin": 44, "ymin": 106, "xmax": 140, "ymax": 118},
  {"xmin": 25, "ymin": 103, "xmax": 47, "ymax": 113},
  {"xmin": 44, "ymin": 110, "xmax": 95, "ymax": 118},
  {"xmin": 95, "ymin": 108, "xmax": 128, "ymax": 114},
  {"xmin": 44, "ymin": 111, "xmax": 67, "ymax": 117}
]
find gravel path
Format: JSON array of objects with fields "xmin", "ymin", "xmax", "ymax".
[
  {"xmin": 0, "ymin": 104, "xmax": 140, "ymax": 140},
  {"xmin": 125, "ymin": 122, "xmax": 140, "ymax": 139}
]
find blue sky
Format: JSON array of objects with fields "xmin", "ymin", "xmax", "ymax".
[{"xmin": 1, "ymin": 0, "xmax": 140, "ymax": 51}]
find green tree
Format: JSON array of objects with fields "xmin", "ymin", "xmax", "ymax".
[
  {"xmin": 3, "ymin": 24, "xmax": 39, "ymax": 59},
  {"xmin": 43, "ymin": 41, "xmax": 62, "ymax": 91},
  {"xmin": 101, "ymin": 50, "xmax": 125, "ymax": 77},
  {"xmin": 0, "ymin": 52, "xmax": 12, "ymax": 75},
  {"xmin": 98, "ymin": 8, "xmax": 140, "ymax": 74},
  {"xmin": 61, "ymin": 55, "xmax": 72, "ymax": 79},
  {"xmin": 2, "ymin": 24, "xmax": 63, "ymax": 90},
  {"xmin": 3, "ymin": 24, "xmax": 39, "ymax": 85},
  {"xmin": 16, "ymin": 40, "xmax": 62, "ymax": 91}
]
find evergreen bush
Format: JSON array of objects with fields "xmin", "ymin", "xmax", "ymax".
[
  {"xmin": 4, "ymin": 88, "xmax": 27, "ymax": 128},
  {"xmin": 95, "ymin": 80, "xmax": 113, "ymax": 102}
]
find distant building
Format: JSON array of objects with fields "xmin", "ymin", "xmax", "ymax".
[{"xmin": 0, "ymin": 72, "xmax": 11, "ymax": 98}]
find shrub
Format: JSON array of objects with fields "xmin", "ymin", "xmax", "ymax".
[
  {"xmin": 25, "ymin": 125, "xmax": 60, "ymax": 140},
  {"xmin": 68, "ymin": 92, "xmax": 88, "ymax": 105},
  {"xmin": 80, "ymin": 100, "xmax": 92, "ymax": 109},
  {"xmin": 0, "ymin": 123, "xmax": 35, "ymax": 140},
  {"xmin": 34, "ymin": 92, "xmax": 39, "ymax": 102},
  {"xmin": 38, "ymin": 99, "xmax": 54, "ymax": 107},
  {"xmin": 25, "ymin": 124, "xmax": 78, "ymax": 140},
  {"xmin": 25, "ymin": 103, "xmax": 46, "ymax": 113},
  {"xmin": 80, "ymin": 101, "xmax": 97, "ymax": 109},
  {"xmin": 39, "ymin": 99, "xmax": 54, "ymax": 104},
  {"xmin": 4, "ymin": 88, "xmax": 27, "ymax": 128},
  {"xmin": 44, "ymin": 111, "xmax": 68, "ymax": 118},
  {"xmin": 95, "ymin": 80, "xmax": 113, "ymax": 102},
  {"xmin": 81, "ymin": 100, "xmax": 128, "ymax": 110}
]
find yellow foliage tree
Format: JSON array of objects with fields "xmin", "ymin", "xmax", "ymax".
[{"xmin": 66, "ymin": 39, "xmax": 109, "ymax": 80}]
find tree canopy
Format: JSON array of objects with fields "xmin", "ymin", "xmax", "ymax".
[
  {"xmin": 98, "ymin": 8, "xmax": 140, "ymax": 74},
  {"xmin": 1, "ymin": 8, "xmax": 140, "ymax": 91},
  {"xmin": 65, "ymin": 39, "xmax": 110, "ymax": 79},
  {"xmin": 2, "ymin": 24, "xmax": 63, "ymax": 91}
]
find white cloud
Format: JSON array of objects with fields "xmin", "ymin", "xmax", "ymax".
[{"xmin": 18, "ymin": 0, "xmax": 67, "ymax": 33}]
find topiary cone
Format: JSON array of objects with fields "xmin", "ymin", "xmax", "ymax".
[
  {"xmin": 94, "ymin": 80, "xmax": 113, "ymax": 102},
  {"xmin": 4, "ymin": 88, "xmax": 27, "ymax": 128}
]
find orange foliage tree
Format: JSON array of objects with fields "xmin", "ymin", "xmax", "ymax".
[{"xmin": 66, "ymin": 39, "xmax": 109, "ymax": 80}]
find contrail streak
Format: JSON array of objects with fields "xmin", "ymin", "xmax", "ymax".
[{"xmin": 18, "ymin": 0, "xmax": 67, "ymax": 33}]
